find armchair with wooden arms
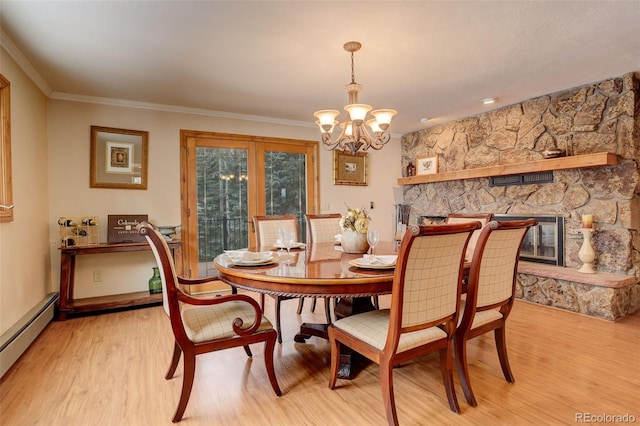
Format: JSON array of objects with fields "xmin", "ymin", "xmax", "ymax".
[
  {"xmin": 328, "ymin": 222, "xmax": 481, "ymax": 425},
  {"xmin": 454, "ymin": 218, "xmax": 537, "ymax": 407},
  {"xmin": 137, "ymin": 222, "xmax": 281, "ymax": 423}
]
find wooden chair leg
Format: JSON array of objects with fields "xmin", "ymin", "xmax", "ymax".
[
  {"xmin": 380, "ymin": 361, "xmax": 399, "ymax": 426},
  {"xmin": 275, "ymin": 297, "xmax": 283, "ymax": 344},
  {"xmin": 296, "ymin": 298, "xmax": 304, "ymax": 314},
  {"xmin": 327, "ymin": 329, "xmax": 341, "ymax": 389},
  {"xmin": 165, "ymin": 341, "xmax": 182, "ymax": 380},
  {"xmin": 495, "ymin": 325, "xmax": 515, "ymax": 383},
  {"xmin": 454, "ymin": 334, "xmax": 477, "ymax": 407},
  {"xmin": 173, "ymin": 351, "xmax": 196, "ymax": 423},
  {"xmin": 260, "ymin": 293, "xmax": 266, "ymax": 313},
  {"xmin": 372, "ymin": 295, "xmax": 379, "ymax": 309},
  {"xmin": 310, "ymin": 298, "xmax": 317, "ymax": 312},
  {"xmin": 439, "ymin": 345, "xmax": 460, "ymax": 414},
  {"xmin": 262, "ymin": 330, "xmax": 282, "ymax": 396}
]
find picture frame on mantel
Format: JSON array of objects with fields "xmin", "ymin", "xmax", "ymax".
[
  {"xmin": 334, "ymin": 150, "xmax": 368, "ymax": 186},
  {"xmin": 416, "ymin": 156, "xmax": 438, "ymax": 175},
  {"xmin": 90, "ymin": 126, "xmax": 148, "ymax": 189}
]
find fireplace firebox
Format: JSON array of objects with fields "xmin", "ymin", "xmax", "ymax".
[{"xmin": 496, "ymin": 215, "xmax": 564, "ymax": 266}]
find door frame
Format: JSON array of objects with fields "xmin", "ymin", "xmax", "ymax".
[{"xmin": 179, "ymin": 130, "xmax": 319, "ymax": 278}]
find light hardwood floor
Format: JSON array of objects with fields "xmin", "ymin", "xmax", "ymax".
[{"xmin": 1, "ymin": 294, "xmax": 638, "ymax": 426}]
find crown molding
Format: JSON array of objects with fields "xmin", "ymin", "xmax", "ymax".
[{"xmin": 0, "ymin": 29, "xmax": 52, "ymax": 96}]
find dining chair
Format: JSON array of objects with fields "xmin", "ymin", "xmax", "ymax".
[
  {"xmin": 454, "ymin": 218, "xmax": 536, "ymax": 407},
  {"xmin": 137, "ymin": 222, "xmax": 281, "ymax": 422},
  {"xmin": 445, "ymin": 213, "xmax": 494, "ymax": 262},
  {"xmin": 305, "ymin": 213, "xmax": 342, "ymax": 322},
  {"xmin": 253, "ymin": 214, "xmax": 306, "ymax": 343},
  {"xmin": 328, "ymin": 222, "xmax": 481, "ymax": 425}
]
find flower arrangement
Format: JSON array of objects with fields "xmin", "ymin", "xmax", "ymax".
[{"xmin": 339, "ymin": 206, "xmax": 371, "ymax": 234}]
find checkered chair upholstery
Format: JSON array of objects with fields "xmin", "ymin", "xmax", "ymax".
[
  {"xmin": 305, "ymin": 213, "xmax": 342, "ymax": 244},
  {"xmin": 446, "ymin": 213, "xmax": 494, "ymax": 261},
  {"xmin": 328, "ymin": 222, "xmax": 481, "ymax": 425},
  {"xmin": 138, "ymin": 221, "xmax": 281, "ymax": 422},
  {"xmin": 454, "ymin": 219, "xmax": 537, "ymax": 407}
]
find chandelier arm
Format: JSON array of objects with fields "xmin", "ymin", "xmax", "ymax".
[{"xmin": 370, "ymin": 131, "xmax": 391, "ymax": 150}]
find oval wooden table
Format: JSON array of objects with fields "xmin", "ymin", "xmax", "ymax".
[{"xmin": 213, "ymin": 241, "xmax": 398, "ymax": 378}]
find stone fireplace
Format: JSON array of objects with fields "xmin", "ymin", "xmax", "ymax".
[{"xmin": 399, "ymin": 72, "xmax": 640, "ymax": 320}]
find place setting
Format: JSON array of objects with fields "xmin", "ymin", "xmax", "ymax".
[
  {"xmin": 348, "ymin": 229, "xmax": 397, "ymax": 270},
  {"xmin": 222, "ymin": 250, "xmax": 278, "ymax": 267}
]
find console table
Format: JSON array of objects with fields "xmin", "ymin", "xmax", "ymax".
[{"xmin": 57, "ymin": 241, "xmax": 182, "ymax": 320}]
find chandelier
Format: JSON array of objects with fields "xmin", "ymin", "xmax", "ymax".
[{"xmin": 314, "ymin": 41, "xmax": 397, "ymax": 155}]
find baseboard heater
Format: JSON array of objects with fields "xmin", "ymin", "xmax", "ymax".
[{"xmin": 0, "ymin": 292, "xmax": 59, "ymax": 378}]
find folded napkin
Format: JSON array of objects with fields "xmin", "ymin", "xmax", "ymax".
[
  {"xmin": 361, "ymin": 255, "xmax": 397, "ymax": 266},
  {"xmin": 224, "ymin": 250, "xmax": 272, "ymax": 263}
]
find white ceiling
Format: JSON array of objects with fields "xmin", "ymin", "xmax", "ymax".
[{"xmin": 1, "ymin": 1, "xmax": 639, "ymax": 135}]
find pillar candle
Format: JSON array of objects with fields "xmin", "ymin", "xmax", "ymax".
[{"xmin": 582, "ymin": 214, "xmax": 593, "ymax": 228}]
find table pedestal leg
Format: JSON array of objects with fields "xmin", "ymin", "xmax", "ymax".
[{"xmin": 294, "ymin": 296, "xmax": 377, "ymax": 379}]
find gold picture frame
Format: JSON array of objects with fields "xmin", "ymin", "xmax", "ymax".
[
  {"xmin": 416, "ymin": 156, "xmax": 438, "ymax": 175},
  {"xmin": 334, "ymin": 150, "xmax": 368, "ymax": 186},
  {"xmin": 90, "ymin": 126, "xmax": 148, "ymax": 189}
]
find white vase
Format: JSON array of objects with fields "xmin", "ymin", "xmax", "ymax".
[{"xmin": 341, "ymin": 229, "xmax": 370, "ymax": 254}]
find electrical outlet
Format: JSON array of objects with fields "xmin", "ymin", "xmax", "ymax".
[{"xmin": 93, "ymin": 270, "xmax": 103, "ymax": 282}]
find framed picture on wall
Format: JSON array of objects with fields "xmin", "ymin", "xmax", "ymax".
[
  {"xmin": 334, "ymin": 150, "xmax": 368, "ymax": 186},
  {"xmin": 416, "ymin": 156, "xmax": 438, "ymax": 175},
  {"xmin": 90, "ymin": 126, "xmax": 148, "ymax": 189}
]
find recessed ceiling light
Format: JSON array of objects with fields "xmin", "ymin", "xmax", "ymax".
[
  {"xmin": 420, "ymin": 117, "xmax": 429, "ymax": 123},
  {"xmin": 482, "ymin": 97, "xmax": 496, "ymax": 105}
]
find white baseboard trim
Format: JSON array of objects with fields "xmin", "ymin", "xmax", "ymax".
[{"xmin": 0, "ymin": 292, "xmax": 59, "ymax": 378}]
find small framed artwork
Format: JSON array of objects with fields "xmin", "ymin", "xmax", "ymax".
[
  {"xmin": 416, "ymin": 156, "xmax": 438, "ymax": 175},
  {"xmin": 334, "ymin": 150, "xmax": 368, "ymax": 186},
  {"xmin": 90, "ymin": 126, "xmax": 148, "ymax": 189}
]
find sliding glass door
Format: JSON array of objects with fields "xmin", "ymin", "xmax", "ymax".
[{"xmin": 180, "ymin": 131, "xmax": 318, "ymax": 283}]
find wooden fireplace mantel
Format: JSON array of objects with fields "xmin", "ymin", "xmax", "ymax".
[{"xmin": 397, "ymin": 152, "xmax": 618, "ymax": 185}]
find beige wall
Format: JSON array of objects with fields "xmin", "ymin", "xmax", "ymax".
[
  {"xmin": 1, "ymin": 42, "xmax": 401, "ymax": 332},
  {"xmin": 0, "ymin": 48, "xmax": 50, "ymax": 335},
  {"xmin": 46, "ymin": 100, "xmax": 401, "ymax": 299}
]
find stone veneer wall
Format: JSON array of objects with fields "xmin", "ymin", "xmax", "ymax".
[{"xmin": 401, "ymin": 72, "xmax": 640, "ymax": 320}]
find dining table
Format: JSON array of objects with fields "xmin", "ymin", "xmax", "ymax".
[{"xmin": 213, "ymin": 241, "xmax": 399, "ymax": 379}]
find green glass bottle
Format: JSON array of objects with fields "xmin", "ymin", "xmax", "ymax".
[{"xmin": 148, "ymin": 267, "xmax": 162, "ymax": 294}]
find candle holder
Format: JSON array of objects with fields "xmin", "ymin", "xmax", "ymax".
[{"xmin": 578, "ymin": 228, "xmax": 596, "ymax": 274}]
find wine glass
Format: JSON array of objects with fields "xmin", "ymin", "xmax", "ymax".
[
  {"xmin": 367, "ymin": 229, "xmax": 380, "ymax": 256},
  {"xmin": 277, "ymin": 227, "xmax": 286, "ymax": 253},
  {"xmin": 283, "ymin": 230, "xmax": 296, "ymax": 263}
]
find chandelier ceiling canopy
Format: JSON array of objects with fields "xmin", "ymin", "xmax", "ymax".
[{"xmin": 314, "ymin": 41, "xmax": 397, "ymax": 155}]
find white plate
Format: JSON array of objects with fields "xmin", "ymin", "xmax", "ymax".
[
  {"xmin": 233, "ymin": 257, "xmax": 276, "ymax": 266},
  {"xmin": 224, "ymin": 250, "xmax": 275, "ymax": 266},
  {"xmin": 349, "ymin": 255, "xmax": 397, "ymax": 270}
]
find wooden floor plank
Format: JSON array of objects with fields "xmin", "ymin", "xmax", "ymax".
[{"xmin": 1, "ymin": 294, "xmax": 638, "ymax": 425}]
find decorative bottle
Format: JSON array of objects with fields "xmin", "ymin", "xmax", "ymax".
[{"xmin": 148, "ymin": 267, "xmax": 163, "ymax": 294}]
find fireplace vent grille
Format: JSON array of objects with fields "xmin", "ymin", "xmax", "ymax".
[{"xmin": 490, "ymin": 171, "xmax": 553, "ymax": 187}]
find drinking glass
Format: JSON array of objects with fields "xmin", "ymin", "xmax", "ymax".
[
  {"xmin": 367, "ymin": 229, "xmax": 379, "ymax": 255},
  {"xmin": 277, "ymin": 227, "xmax": 286, "ymax": 253},
  {"xmin": 283, "ymin": 230, "xmax": 296, "ymax": 263}
]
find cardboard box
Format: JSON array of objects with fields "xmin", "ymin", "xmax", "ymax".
[{"xmin": 107, "ymin": 214, "xmax": 148, "ymax": 243}]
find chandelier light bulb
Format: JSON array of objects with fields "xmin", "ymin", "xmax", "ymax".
[
  {"xmin": 371, "ymin": 109, "xmax": 397, "ymax": 130},
  {"xmin": 366, "ymin": 118, "xmax": 382, "ymax": 134},
  {"xmin": 344, "ymin": 103, "xmax": 372, "ymax": 125}
]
